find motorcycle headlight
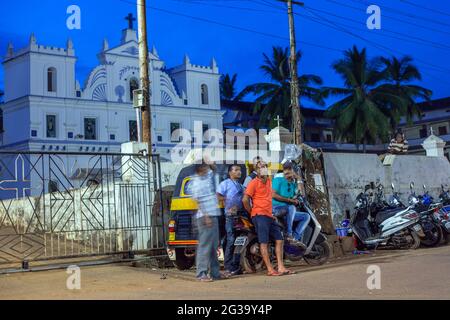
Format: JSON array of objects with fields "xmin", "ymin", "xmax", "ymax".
[
  {"xmin": 389, "ymin": 196, "xmax": 400, "ymax": 207},
  {"xmin": 409, "ymin": 196, "xmax": 419, "ymax": 206}
]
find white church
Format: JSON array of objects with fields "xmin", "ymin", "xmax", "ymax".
[{"xmin": 0, "ymin": 19, "xmax": 224, "ymax": 160}]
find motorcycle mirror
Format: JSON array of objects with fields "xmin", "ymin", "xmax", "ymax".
[
  {"xmin": 391, "ymin": 183, "xmax": 395, "ymax": 191},
  {"xmin": 423, "ymin": 184, "xmax": 427, "ymax": 190},
  {"xmin": 410, "ymin": 182, "xmax": 414, "ymax": 190}
]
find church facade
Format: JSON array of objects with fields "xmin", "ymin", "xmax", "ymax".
[{"xmin": 0, "ymin": 25, "xmax": 223, "ymax": 160}]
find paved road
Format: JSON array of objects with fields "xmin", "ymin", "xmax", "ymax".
[{"xmin": 1, "ymin": 245, "xmax": 449, "ymax": 300}]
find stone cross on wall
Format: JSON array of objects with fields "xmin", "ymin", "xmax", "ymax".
[
  {"xmin": 275, "ymin": 115, "xmax": 283, "ymax": 128},
  {"xmin": 125, "ymin": 13, "xmax": 136, "ymax": 29}
]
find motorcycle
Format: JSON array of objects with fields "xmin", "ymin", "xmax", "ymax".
[
  {"xmin": 232, "ymin": 193, "xmax": 331, "ymax": 273},
  {"xmin": 408, "ymin": 183, "xmax": 443, "ymax": 247},
  {"xmin": 351, "ymin": 182, "xmax": 423, "ymax": 250},
  {"xmin": 437, "ymin": 185, "xmax": 450, "ymax": 243}
]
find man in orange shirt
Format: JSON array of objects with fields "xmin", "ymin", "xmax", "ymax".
[{"xmin": 242, "ymin": 160, "xmax": 294, "ymax": 276}]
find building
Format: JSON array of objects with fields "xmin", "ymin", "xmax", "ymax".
[
  {"xmin": 0, "ymin": 21, "xmax": 223, "ymax": 157},
  {"xmin": 222, "ymin": 97, "xmax": 450, "ymax": 156},
  {"xmin": 400, "ymin": 97, "xmax": 450, "ymax": 157},
  {"xmin": 0, "ymin": 19, "xmax": 224, "ymax": 198}
]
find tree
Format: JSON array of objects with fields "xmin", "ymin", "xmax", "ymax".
[
  {"xmin": 236, "ymin": 46, "xmax": 325, "ymax": 129},
  {"xmin": 324, "ymin": 46, "xmax": 396, "ymax": 152},
  {"xmin": 377, "ymin": 56, "xmax": 432, "ymax": 129},
  {"xmin": 220, "ymin": 73, "xmax": 238, "ymax": 100}
]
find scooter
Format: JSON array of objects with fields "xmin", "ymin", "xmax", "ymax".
[
  {"xmin": 232, "ymin": 193, "xmax": 331, "ymax": 273},
  {"xmin": 351, "ymin": 183, "xmax": 423, "ymax": 250},
  {"xmin": 408, "ymin": 183, "xmax": 443, "ymax": 247}
]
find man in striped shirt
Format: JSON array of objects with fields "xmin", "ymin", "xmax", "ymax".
[
  {"xmin": 388, "ymin": 131, "xmax": 409, "ymax": 154},
  {"xmin": 191, "ymin": 163, "xmax": 228, "ymax": 282}
]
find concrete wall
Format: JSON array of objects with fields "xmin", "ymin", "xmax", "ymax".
[{"xmin": 323, "ymin": 153, "xmax": 450, "ymax": 226}]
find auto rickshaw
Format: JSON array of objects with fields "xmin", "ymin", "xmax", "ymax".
[{"xmin": 166, "ymin": 162, "xmax": 282, "ymax": 270}]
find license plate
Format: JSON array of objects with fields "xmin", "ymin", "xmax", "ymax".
[
  {"xmin": 413, "ymin": 224, "xmax": 422, "ymax": 232},
  {"xmin": 234, "ymin": 236, "xmax": 247, "ymax": 246}
]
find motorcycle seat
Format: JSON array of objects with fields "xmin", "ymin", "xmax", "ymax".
[{"xmin": 375, "ymin": 208, "xmax": 402, "ymax": 225}]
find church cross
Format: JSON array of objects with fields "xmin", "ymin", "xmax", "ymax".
[
  {"xmin": 275, "ymin": 115, "xmax": 283, "ymax": 127},
  {"xmin": 125, "ymin": 13, "xmax": 136, "ymax": 30}
]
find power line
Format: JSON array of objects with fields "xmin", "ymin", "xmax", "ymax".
[
  {"xmin": 348, "ymin": 0, "xmax": 450, "ymax": 29},
  {"xmin": 302, "ymin": 6, "xmax": 450, "ymax": 52},
  {"xmin": 117, "ymin": 0, "xmax": 343, "ymax": 52},
  {"xmin": 325, "ymin": 0, "xmax": 450, "ymax": 37},
  {"xmin": 399, "ymin": 0, "xmax": 450, "ymax": 19},
  {"xmin": 193, "ymin": 0, "xmax": 450, "ymax": 55},
  {"xmin": 118, "ymin": 0, "xmax": 450, "ymax": 84},
  {"xmin": 302, "ymin": 6, "xmax": 450, "ymax": 85},
  {"xmin": 169, "ymin": 0, "xmax": 278, "ymax": 14}
]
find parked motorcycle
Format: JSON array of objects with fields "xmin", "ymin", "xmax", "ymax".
[
  {"xmin": 408, "ymin": 183, "xmax": 443, "ymax": 247},
  {"xmin": 438, "ymin": 185, "xmax": 450, "ymax": 243},
  {"xmin": 351, "ymin": 183, "xmax": 423, "ymax": 250},
  {"xmin": 233, "ymin": 193, "xmax": 331, "ymax": 273}
]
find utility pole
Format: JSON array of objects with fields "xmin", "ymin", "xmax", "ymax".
[
  {"xmin": 137, "ymin": 0, "xmax": 152, "ymax": 148},
  {"xmin": 279, "ymin": 0, "xmax": 304, "ymax": 146}
]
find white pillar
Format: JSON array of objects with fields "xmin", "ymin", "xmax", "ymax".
[{"xmin": 422, "ymin": 134, "xmax": 446, "ymax": 157}]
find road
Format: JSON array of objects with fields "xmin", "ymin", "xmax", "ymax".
[{"xmin": 1, "ymin": 245, "xmax": 449, "ymax": 300}]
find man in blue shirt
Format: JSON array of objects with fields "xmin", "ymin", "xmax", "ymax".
[
  {"xmin": 217, "ymin": 164, "xmax": 244, "ymax": 276},
  {"xmin": 272, "ymin": 161, "xmax": 310, "ymax": 246}
]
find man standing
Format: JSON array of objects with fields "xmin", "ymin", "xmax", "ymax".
[
  {"xmin": 191, "ymin": 163, "xmax": 228, "ymax": 282},
  {"xmin": 242, "ymin": 160, "xmax": 295, "ymax": 276},
  {"xmin": 243, "ymin": 156, "xmax": 261, "ymax": 188},
  {"xmin": 217, "ymin": 165, "xmax": 244, "ymax": 276},
  {"xmin": 272, "ymin": 161, "xmax": 310, "ymax": 246}
]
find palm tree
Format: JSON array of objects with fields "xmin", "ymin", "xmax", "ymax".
[
  {"xmin": 236, "ymin": 46, "xmax": 325, "ymax": 129},
  {"xmin": 377, "ymin": 56, "xmax": 432, "ymax": 129},
  {"xmin": 324, "ymin": 46, "xmax": 397, "ymax": 152},
  {"xmin": 220, "ymin": 73, "xmax": 238, "ymax": 100}
]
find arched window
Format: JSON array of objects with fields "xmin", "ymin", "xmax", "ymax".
[
  {"xmin": 129, "ymin": 78, "xmax": 139, "ymax": 102},
  {"xmin": 201, "ymin": 84, "xmax": 209, "ymax": 105},
  {"xmin": 47, "ymin": 67, "xmax": 57, "ymax": 92}
]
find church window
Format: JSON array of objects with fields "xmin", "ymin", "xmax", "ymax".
[
  {"xmin": 47, "ymin": 67, "xmax": 57, "ymax": 93},
  {"xmin": 201, "ymin": 84, "xmax": 209, "ymax": 105},
  {"xmin": 170, "ymin": 122, "xmax": 181, "ymax": 142},
  {"xmin": 129, "ymin": 120, "xmax": 138, "ymax": 142},
  {"xmin": 129, "ymin": 78, "xmax": 139, "ymax": 102},
  {"xmin": 84, "ymin": 118, "xmax": 97, "ymax": 140},
  {"xmin": 46, "ymin": 115, "xmax": 57, "ymax": 138}
]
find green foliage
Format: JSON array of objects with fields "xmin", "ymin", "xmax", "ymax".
[{"xmin": 236, "ymin": 46, "xmax": 325, "ymax": 129}]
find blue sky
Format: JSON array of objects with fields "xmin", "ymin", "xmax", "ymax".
[{"xmin": 1, "ymin": 0, "xmax": 450, "ymax": 108}]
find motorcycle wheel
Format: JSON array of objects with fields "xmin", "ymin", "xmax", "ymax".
[
  {"xmin": 173, "ymin": 248, "xmax": 195, "ymax": 270},
  {"xmin": 420, "ymin": 222, "xmax": 443, "ymax": 247},
  {"xmin": 443, "ymin": 231, "xmax": 450, "ymax": 244},
  {"xmin": 240, "ymin": 235, "xmax": 265, "ymax": 273},
  {"xmin": 406, "ymin": 230, "xmax": 421, "ymax": 250},
  {"xmin": 303, "ymin": 241, "xmax": 331, "ymax": 266}
]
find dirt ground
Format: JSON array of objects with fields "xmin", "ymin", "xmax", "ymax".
[{"xmin": 1, "ymin": 245, "xmax": 449, "ymax": 300}]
